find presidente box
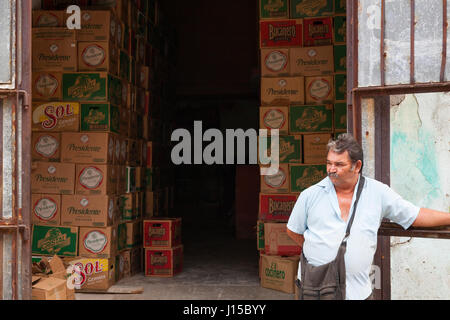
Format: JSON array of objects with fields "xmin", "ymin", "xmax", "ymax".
[
  {"xmin": 303, "ymin": 133, "xmax": 333, "ymax": 164},
  {"xmin": 305, "ymin": 76, "xmax": 334, "ymax": 104},
  {"xmin": 80, "ymin": 103, "xmax": 120, "ymax": 133},
  {"xmin": 61, "ymin": 132, "xmax": 115, "ymax": 164},
  {"xmin": 259, "ymin": 135, "xmax": 302, "ymax": 164},
  {"xmin": 261, "ymin": 77, "xmax": 305, "ymax": 106},
  {"xmin": 260, "ymin": 163, "xmax": 290, "ymax": 194},
  {"xmin": 61, "ymin": 195, "xmax": 117, "ymax": 227},
  {"xmin": 32, "ymin": 194, "xmax": 61, "ymax": 226},
  {"xmin": 289, "ymin": 105, "xmax": 333, "ymax": 133},
  {"xmin": 260, "ymin": 0, "xmax": 289, "ymax": 19},
  {"xmin": 78, "ymin": 41, "xmax": 119, "ymax": 75},
  {"xmin": 264, "ymin": 222, "xmax": 302, "ymax": 256},
  {"xmin": 32, "ymin": 102, "xmax": 80, "ymax": 132},
  {"xmin": 77, "ymin": 10, "xmax": 118, "ymax": 42},
  {"xmin": 75, "ymin": 164, "xmax": 116, "ymax": 196},
  {"xmin": 290, "ymin": 46, "xmax": 334, "ymax": 76},
  {"xmin": 31, "ymin": 162, "xmax": 75, "ymax": 195},
  {"xmin": 260, "ymin": 19, "xmax": 303, "ymax": 48},
  {"xmin": 32, "ymin": 10, "xmax": 65, "ymax": 27},
  {"xmin": 143, "ymin": 218, "xmax": 182, "ymax": 248},
  {"xmin": 79, "ymin": 226, "xmax": 118, "ymax": 258},
  {"xmin": 144, "ymin": 245, "xmax": 183, "ymax": 277},
  {"xmin": 32, "ymin": 132, "xmax": 61, "ymax": 162},
  {"xmin": 259, "ymin": 193, "xmax": 299, "ymax": 221},
  {"xmin": 290, "ymin": 164, "xmax": 327, "ymax": 193},
  {"xmin": 260, "ymin": 254, "xmax": 300, "ymax": 294},
  {"xmin": 261, "ymin": 48, "xmax": 290, "ymax": 77},
  {"xmin": 32, "ymin": 72, "xmax": 63, "ymax": 101},
  {"xmin": 66, "ymin": 257, "xmax": 116, "ymax": 292},
  {"xmin": 260, "ymin": 106, "xmax": 289, "ymax": 135},
  {"xmin": 303, "ymin": 17, "xmax": 333, "ymax": 47},
  {"xmin": 31, "ymin": 225, "xmax": 78, "ymax": 257}
]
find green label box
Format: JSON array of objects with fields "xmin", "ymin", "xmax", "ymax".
[
  {"xmin": 334, "ymin": 45, "xmax": 347, "ymax": 73},
  {"xmin": 335, "ymin": 0, "xmax": 346, "ymax": 14},
  {"xmin": 260, "ymin": 135, "xmax": 302, "ymax": 164},
  {"xmin": 334, "ymin": 15, "xmax": 346, "ymax": 43},
  {"xmin": 80, "ymin": 103, "xmax": 120, "ymax": 133},
  {"xmin": 334, "ymin": 73, "xmax": 347, "ymax": 101},
  {"xmin": 31, "ymin": 225, "xmax": 78, "ymax": 257},
  {"xmin": 260, "ymin": 0, "xmax": 289, "ymax": 19},
  {"xmin": 290, "ymin": 0, "xmax": 334, "ymax": 18},
  {"xmin": 289, "ymin": 105, "xmax": 333, "ymax": 133},
  {"xmin": 334, "ymin": 103, "xmax": 347, "ymax": 131},
  {"xmin": 117, "ymin": 223, "xmax": 128, "ymax": 252},
  {"xmin": 257, "ymin": 220, "xmax": 265, "ymax": 251},
  {"xmin": 290, "ymin": 164, "xmax": 327, "ymax": 193}
]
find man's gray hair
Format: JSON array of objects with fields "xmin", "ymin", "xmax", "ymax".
[{"xmin": 327, "ymin": 133, "xmax": 364, "ymax": 172}]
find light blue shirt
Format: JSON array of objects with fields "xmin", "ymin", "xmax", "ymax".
[{"xmin": 287, "ymin": 176, "xmax": 420, "ymax": 300}]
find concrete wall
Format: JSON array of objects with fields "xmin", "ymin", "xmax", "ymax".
[{"xmin": 390, "ymin": 93, "xmax": 450, "ymax": 300}]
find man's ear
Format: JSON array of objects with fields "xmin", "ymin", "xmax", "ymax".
[{"xmin": 355, "ymin": 160, "xmax": 363, "ymax": 173}]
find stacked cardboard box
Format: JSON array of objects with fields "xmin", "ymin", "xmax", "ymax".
[{"xmin": 258, "ymin": 0, "xmax": 347, "ymax": 294}]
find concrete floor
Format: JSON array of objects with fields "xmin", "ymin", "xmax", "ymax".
[{"xmin": 76, "ymin": 216, "xmax": 294, "ymax": 300}]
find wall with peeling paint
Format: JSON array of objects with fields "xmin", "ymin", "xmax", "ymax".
[{"xmin": 390, "ymin": 92, "xmax": 450, "ymax": 300}]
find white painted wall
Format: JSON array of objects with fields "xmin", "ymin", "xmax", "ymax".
[{"xmin": 390, "ymin": 92, "xmax": 450, "ymax": 300}]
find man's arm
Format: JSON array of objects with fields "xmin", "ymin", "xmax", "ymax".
[
  {"xmin": 411, "ymin": 208, "xmax": 450, "ymax": 228},
  {"xmin": 286, "ymin": 227, "xmax": 305, "ymax": 248}
]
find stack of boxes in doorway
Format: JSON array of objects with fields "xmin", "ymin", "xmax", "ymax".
[
  {"xmin": 257, "ymin": 0, "xmax": 347, "ymax": 295},
  {"xmin": 30, "ymin": 0, "xmax": 177, "ymax": 298}
]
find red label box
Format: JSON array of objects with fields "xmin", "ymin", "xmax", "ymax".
[
  {"xmin": 260, "ymin": 19, "xmax": 303, "ymax": 48},
  {"xmin": 303, "ymin": 17, "xmax": 333, "ymax": 47},
  {"xmin": 145, "ymin": 245, "xmax": 183, "ymax": 277},
  {"xmin": 259, "ymin": 193, "xmax": 299, "ymax": 222},
  {"xmin": 143, "ymin": 218, "xmax": 182, "ymax": 248}
]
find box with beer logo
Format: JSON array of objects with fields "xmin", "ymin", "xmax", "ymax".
[
  {"xmin": 305, "ymin": 76, "xmax": 334, "ymax": 104},
  {"xmin": 126, "ymin": 219, "xmax": 142, "ymax": 248},
  {"xmin": 32, "ymin": 10, "xmax": 65, "ymax": 27},
  {"xmin": 65, "ymin": 257, "xmax": 116, "ymax": 292},
  {"xmin": 290, "ymin": 164, "xmax": 327, "ymax": 193},
  {"xmin": 303, "ymin": 133, "xmax": 332, "ymax": 164},
  {"xmin": 75, "ymin": 164, "xmax": 116, "ymax": 196},
  {"xmin": 32, "ymin": 194, "xmax": 61, "ymax": 226},
  {"xmin": 143, "ymin": 218, "xmax": 182, "ymax": 248},
  {"xmin": 32, "ymin": 132, "xmax": 61, "ymax": 162},
  {"xmin": 260, "ymin": 163, "xmax": 290, "ymax": 193},
  {"xmin": 144, "ymin": 245, "xmax": 183, "ymax": 277},
  {"xmin": 32, "ymin": 28, "xmax": 77, "ymax": 72},
  {"xmin": 289, "ymin": 104, "xmax": 333, "ymax": 134},
  {"xmin": 261, "ymin": 48, "xmax": 290, "ymax": 77},
  {"xmin": 335, "ymin": 73, "xmax": 347, "ymax": 102},
  {"xmin": 257, "ymin": 220, "xmax": 265, "ymax": 251},
  {"xmin": 260, "ymin": 106, "xmax": 289, "ymax": 135},
  {"xmin": 334, "ymin": 103, "xmax": 347, "ymax": 132},
  {"xmin": 303, "ymin": 17, "xmax": 333, "ymax": 47},
  {"xmin": 261, "ymin": 77, "xmax": 305, "ymax": 106},
  {"xmin": 78, "ymin": 41, "xmax": 119, "ymax": 75},
  {"xmin": 120, "ymin": 193, "xmax": 135, "ymax": 221},
  {"xmin": 79, "ymin": 226, "xmax": 118, "ymax": 258},
  {"xmin": 32, "ymin": 72, "xmax": 63, "ymax": 101},
  {"xmin": 260, "ymin": 19, "xmax": 303, "ymax": 48},
  {"xmin": 31, "ymin": 162, "xmax": 75, "ymax": 195},
  {"xmin": 80, "ymin": 103, "xmax": 120, "ymax": 133},
  {"xmin": 76, "ymin": 10, "xmax": 118, "ymax": 42},
  {"xmin": 260, "ymin": 0, "xmax": 289, "ymax": 19},
  {"xmin": 32, "ymin": 102, "xmax": 80, "ymax": 132},
  {"xmin": 334, "ymin": 15, "xmax": 346, "ymax": 43},
  {"xmin": 334, "ymin": 45, "xmax": 347, "ymax": 73},
  {"xmin": 61, "ymin": 195, "xmax": 117, "ymax": 227},
  {"xmin": 259, "ymin": 135, "xmax": 302, "ymax": 164},
  {"xmin": 290, "ymin": 0, "xmax": 333, "ymax": 18},
  {"xmin": 260, "ymin": 254, "xmax": 299, "ymax": 294},
  {"xmin": 264, "ymin": 222, "xmax": 302, "ymax": 256},
  {"xmin": 259, "ymin": 193, "xmax": 299, "ymax": 221},
  {"xmin": 290, "ymin": 46, "xmax": 334, "ymax": 76},
  {"xmin": 60, "ymin": 132, "xmax": 115, "ymax": 164},
  {"xmin": 31, "ymin": 225, "xmax": 78, "ymax": 257},
  {"xmin": 117, "ymin": 222, "xmax": 128, "ymax": 252}
]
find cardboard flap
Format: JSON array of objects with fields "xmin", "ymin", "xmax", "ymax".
[
  {"xmin": 32, "ymin": 276, "xmax": 66, "ymax": 290},
  {"xmin": 49, "ymin": 255, "xmax": 66, "ymax": 274}
]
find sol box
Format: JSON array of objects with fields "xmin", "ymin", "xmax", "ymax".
[
  {"xmin": 32, "ymin": 102, "xmax": 80, "ymax": 132},
  {"xmin": 61, "ymin": 195, "xmax": 117, "ymax": 227},
  {"xmin": 143, "ymin": 218, "xmax": 182, "ymax": 248},
  {"xmin": 260, "ymin": 19, "xmax": 303, "ymax": 48},
  {"xmin": 31, "ymin": 225, "xmax": 78, "ymax": 257},
  {"xmin": 260, "ymin": 77, "xmax": 304, "ymax": 106},
  {"xmin": 144, "ymin": 245, "xmax": 183, "ymax": 277},
  {"xmin": 75, "ymin": 164, "xmax": 116, "ymax": 196},
  {"xmin": 79, "ymin": 226, "xmax": 118, "ymax": 258},
  {"xmin": 32, "ymin": 194, "xmax": 61, "ymax": 226},
  {"xmin": 260, "ymin": 106, "xmax": 289, "ymax": 135},
  {"xmin": 32, "ymin": 72, "xmax": 63, "ymax": 101},
  {"xmin": 61, "ymin": 132, "xmax": 115, "ymax": 164},
  {"xmin": 264, "ymin": 222, "xmax": 301, "ymax": 256},
  {"xmin": 66, "ymin": 257, "xmax": 116, "ymax": 292},
  {"xmin": 260, "ymin": 254, "xmax": 300, "ymax": 294},
  {"xmin": 259, "ymin": 193, "xmax": 299, "ymax": 221},
  {"xmin": 31, "ymin": 162, "xmax": 75, "ymax": 195},
  {"xmin": 260, "ymin": 163, "xmax": 290, "ymax": 194},
  {"xmin": 32, "ymin": 132, "xmax": 61, "ymax": 162}
]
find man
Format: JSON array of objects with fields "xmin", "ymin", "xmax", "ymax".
[{"xmin": 286, "ymin": 133, "xmax": 450, "ymax": 300}]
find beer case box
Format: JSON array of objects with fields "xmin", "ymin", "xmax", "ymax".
[
  {"xmin": 303, "ymin": 17, "xmax": 333, "ymax": 47},
  {"xmin": 334, "ymin": 45, "xmax": 347, "ymax": 73},
  {"xmin": 31, "ymin": 276, "xmax": 67, "ymax": 300},
  {"xmin": 113, "ymin": 134, "xmax": 122, "ymax": 165},
  {"xmin": 32, "ymin": 194, "xmax": 61, "ymax": 226},
  {"xmin": 146, "ymin": 141, "xmax": 153, "ymax": 167},
  {"xmin": 117, "ymin": 165, "xmax": 127, "ymax": 194},
  {"xmin": 334, "ymin": 15, "xmax": 346, "ymax": 43},
  {"xmin": 78, "ymin": 41, "xmax": 119, "ymax": 75},
  {"xmin": 32, "ymin": 10, "xmax": 65, "ymax": 27},
  {"xmin": 260, "ymin": 77, "xmax": 305, "ymax": 106},
  {"xmin": 259, "ymin": 135, "xmax": 302, "ymax": 164},
  {"xmin": 60, "ymin": 195, "xmax": 117, "ymax": 227},
  {"xmin": 260, "ymin": 254, "xmax": 300, "ymax": 294},
  {"xmin": 260, "ymin": 106, "xmax": 289, "ymax": 135},
  {"xmin": 75, "ymin": 164, "xmax": 116, "ymax": 196},
  {"xmin": 290, "ymin": 0, "xmax": 333, "ymax": 18},
  {"xmin": 264, "ymin": 222, "xmax": 302, "ymax": 256},
  {"xmin": 138, "ymin": 64, "xmax": 150, "ymax": 90},
  {"xmin": 119, "ymin": 50, "xmax": 131, "ymax": 82},
  {"xmin": 305, "ymin": 76, "xmax": 334, "ymax": 104},
  {"xmin": 260, "ymin": 163, "xmax": 290, "ymax": 194},
  {"xmin": 31, "ymin": 162, "xmax": 75, "ymax": 195},
  {"xmin": 260, "ymin": 19, "xmax": 303, "ymax": 48},
  {"xmin": 115, "ymin": 251, "xmax": 127, "ymax": 281},
  {"xmin": 143, "ymin": 218, "xmax": 182, "ymax": 248},
  {"xmin": 78, "ymin": 226, "xmax": 118, "ymax": 258},
  {"xmin": 122, "ymin": 247, "xmax": 143, "ymax": 277},
  {"xmin": 260, "ymin": 0, "xmax": 289, "ymax": 19},
  {"xmin": 32, "ymin": 102, "xmax": 80, "ymax": 132},
  {"xmin": 60, "ymin": 132, "xmax": 115, "ymax": 164},
  {"xmin": 259, "ymin": 193, "xmax": 299, "ymax": 221},
  {"xmin": 32, "ymin": 132, "xmax": 61, "ymax": 162},
  {"xmin": 303, "ymin": 133, "xmax": 333, "ymax": 164},
  {"xmin": 290, "ymin": 164, "xmax": 327, "ymax": 193},
  {"xmin": 117, "ymin": 222, "xmax": 128, "ymax": 252},
  {"xmin": 334, "ymin": 103, "xmax": 347, "ymax": 132},
  {"xmin": 120, "ymin": 193, "xmax": 136, "ymax": 221},
  {"xmin": 65, "ymin": 257, "xmax": 116, "ymax": 292},
  {"xmin": 135, "ymin": 167, "xmax": 146, "ymax": 192},
  {"xmin": 77, "ymin": 10, "xmax": 117, "ymax": 42},
  {"xmin": 261, "ymin": 48, "xmax": 290, "ymax": 77},
  {"xmin": 144, "ymin": 245, "xmax": 183, "ymax": 277},
  {"xmin": 334, "ymin": 73, "xmax": 347, "ymax": 102},
  {"xmin": 125, "ymin": 166, "xmax": 137, "ymax": 194},
  {"xmin": 80, "ymin": 103, "xmax": 120, "ymax": 134},
  {"xmin": 145, "ymin": 191, "xmax": 154, "ymax": 217},
  {"xmin": 257, "ymin": 220, "xmax": 265, "ymax": 251},
  {"xmin": 290, "ymin": 46, "xmax": 334, "ymax": 76},
  {"xmin": 32, "ymin": 72, "xmax": 63, "ymax": 101},
  {"xmin": 31, "ymin": 225, "xmax": 78, "ymax": 257},
  {"xmin": 289, "ymin": 104, "xmax": 333, "ymax": 133},
  {"xmin": 335, "ymin": 0, "xmax": 346, "ymax": 14},
  {"xmin": 32, "ymin": 28, "xmax": 77, "ymax": 72},
  {"xmin": 41, "ymin": 0, "xmax": 89, "ymax": 9},
  {"xmin": 126, "ymin": 220, "xmax": 143, "ymax": 248}
]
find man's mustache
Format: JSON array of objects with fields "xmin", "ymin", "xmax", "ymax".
[{"xmin": 328, "ymin": 172, "xmax": 339, "ymax": 178}]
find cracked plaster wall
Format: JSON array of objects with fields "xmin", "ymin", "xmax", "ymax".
[{"xmin": 390, "ymin": 93, "xmax": 450, "ymax": 299}]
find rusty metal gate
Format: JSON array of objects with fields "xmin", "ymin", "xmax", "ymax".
[{"xmin": 0, "ymin": 0, "xmax": 32, "ymax": 300}]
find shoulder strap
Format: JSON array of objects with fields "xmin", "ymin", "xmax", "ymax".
[{"xmin": 342, "ymin": 175, "xmax": 365, "ymax": 243}]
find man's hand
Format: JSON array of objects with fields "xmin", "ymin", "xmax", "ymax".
[
  {"xmin": 286, "ymin": 227, "xmax": 305, "ymax": 248},
  {"xmin": 411, "ymin": 208, "xmax": 450, "ymax": 228}
]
